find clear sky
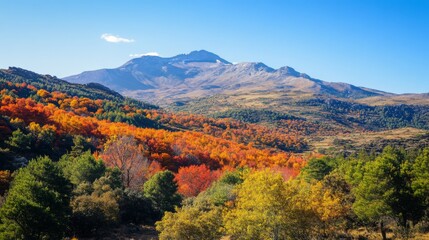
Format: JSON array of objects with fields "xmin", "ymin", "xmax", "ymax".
[{"xmin": 0, "ymin": 0, "xmax": 428, "ymax": 94}]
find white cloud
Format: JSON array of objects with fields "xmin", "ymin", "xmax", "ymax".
[
  {"xmin": 129, "ymin": 52, "xmax": 160, "ymax": 58},
  {"xmin": 101, "ymin": 33, "xmax": 134, "ymax": 43}
]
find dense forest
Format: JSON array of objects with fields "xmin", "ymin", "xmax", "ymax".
[{"xmin": 0, "ymin": 68, "xmax": 428, "ymax": 239}]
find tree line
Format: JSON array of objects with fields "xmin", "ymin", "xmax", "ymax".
[
  {"xmin": 1, "ymin": 144, "xmax": 427, "ymax": 239},
  {"xmin": 157, "ymin": 146, "xmax": 429, "ymax": 240}
]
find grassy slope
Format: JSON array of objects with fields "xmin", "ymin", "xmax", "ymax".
[{"xmin": 309, "ymin": 127, "xmax": 428, "ymax": 153}]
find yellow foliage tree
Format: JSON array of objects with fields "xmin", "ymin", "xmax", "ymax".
[
  {"xmin": 223, "ymin": 169, "xmax": 290, "ymax": 240},
  {"xmin": 156, "ymin": 206, "xmax": 223, "ymax": 240}
]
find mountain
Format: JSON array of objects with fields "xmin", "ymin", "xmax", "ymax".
[
  {"xmin": 64, "ymin": 50, "xmax": 388, "ymax": 105},
  {"xmin": 64, "ymin": 50, "xmax": 230, "ymax": 93}
]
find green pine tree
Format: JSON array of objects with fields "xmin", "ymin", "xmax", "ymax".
[{"xmin": 0, "ymin": 156, "xmax": 72, "ymax": 240}]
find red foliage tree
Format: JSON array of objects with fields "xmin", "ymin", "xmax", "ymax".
[{"xmin": 175, "ymin": 165, "xmax": 221, "ymax": 197}]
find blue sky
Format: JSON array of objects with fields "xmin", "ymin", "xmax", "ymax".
[{"xmin": 0, "ymin": 0, "xmax": 428, "ymax": 93}]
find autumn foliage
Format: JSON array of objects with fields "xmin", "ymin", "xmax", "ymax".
[
  {"xmin": 0, "ymin": 80, "xmax": 307, "ymax": 173},
  {"xmin": 175, "ymin": 165, "xmax": 221, "ymax": 197},
  {"xmin": 146, "ymin": 111, "xmax": 309, "ymax": 152}
]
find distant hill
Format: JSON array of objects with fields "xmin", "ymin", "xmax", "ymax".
[
  {"xmin": 64, "ymin": 50, "xmax": 390, "ymax": 105},
  {"xmin": 1, "ymin": 67, "xmax": 123, "ymax": 101}
]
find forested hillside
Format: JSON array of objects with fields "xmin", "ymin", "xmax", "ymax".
[
  {"xmin": 173, "ymin": 94, "xmax": 429, "ymax": 132},
  {"xmin": 0, "ymin": 67, "xmax": 309, "ymax": 165}
]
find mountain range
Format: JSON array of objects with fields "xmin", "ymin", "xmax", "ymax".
[{"xmin": 64, "ymin": 50, "xmax": 404, "ymax": 106}]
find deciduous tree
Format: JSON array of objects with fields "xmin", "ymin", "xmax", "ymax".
[
  {"xmin": 175, "ymin": 165, "xmax": 220, "ymax": 197},
  {"xmin": 156, "ymin": 206, "xmax": 223, "ymax": 240},
  {"xmin": 100, "ymin": 135, "xmax": 150, "ymax": 188},
  {"xmin": 223, "ymin": 169, "xmax": 290, "ymax": 240}
]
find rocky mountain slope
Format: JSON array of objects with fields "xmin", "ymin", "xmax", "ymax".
[{"xmin": 64, "ymin": 50, "xmax": 390, "ymax": 105}]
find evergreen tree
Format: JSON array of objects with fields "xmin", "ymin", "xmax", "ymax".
[
  {"xmin": 412, "ymin": 148, "xmax": 429, "ymax": 216},
  {"xmin": 301, "ymin": 157, "xmax": 335, "ymax": 181},
  {"xmin": 59, "ymin": 151, "xmax": 105, "ymax": 186},
  {"xmin": 0, "ymin": 156, "xmax": 72, "ymax": 239},
  {"xmin": 143, "ymin": 170, "xmax": 182, "ymax": 216},
  {"xmin": 70, "ymin": 168, "xmax": 123, "ymax": 236},
  {"xmin": 353, "ymin": 147, "xmax": 424, "ymax": 239},
  {"xmin": 6, "ymin": 128, "xmax": 33, "ymax": 151}
]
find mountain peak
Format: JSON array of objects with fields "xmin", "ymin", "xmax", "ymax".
[
  {"xmin": 189, "ymin": 49, "xmax": 215, "ymax": 56},
  {"xmin": 235, "ymin": 62, "xmax": 275, "ymax": 72},
  {"xmin": 172, "ymin": 50, "xmax": 231, "ymax": 64},
  {"xmin": 277, "ymin": 66, "xmax": 301, "ymax": 77}
]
